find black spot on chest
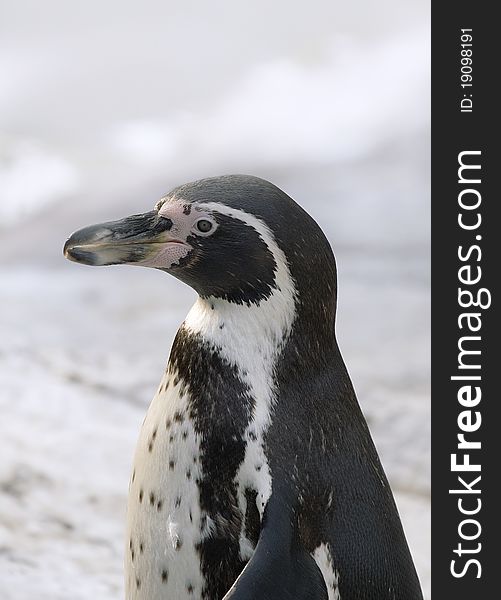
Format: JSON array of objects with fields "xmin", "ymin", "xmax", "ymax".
[{"xmin": 244, "ymin": 488, "xmax": 260, "ymax": 547}]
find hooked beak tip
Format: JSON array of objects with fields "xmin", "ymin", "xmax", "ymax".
[{"xmin": 63, "ymin": 238, "xmax": 72, "ymax": 259}]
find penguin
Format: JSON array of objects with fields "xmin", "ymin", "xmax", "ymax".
[{"xmin": 63, "ymin": 175, "xmax": 423, "ymax": 600}]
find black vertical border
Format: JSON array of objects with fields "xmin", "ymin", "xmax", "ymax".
[{"xmin": 432, "ymin": 3, "xmax": 498, "ymax": 598}]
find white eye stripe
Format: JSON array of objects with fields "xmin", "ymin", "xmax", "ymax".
[{"xmin": 155, "ymin": 198, "xmax": 168, "ymax": 211}]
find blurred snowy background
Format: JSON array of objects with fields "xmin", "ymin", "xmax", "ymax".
[{"xmin": 0, "ymin": 1, "xmax": 430, "ymax": 598}]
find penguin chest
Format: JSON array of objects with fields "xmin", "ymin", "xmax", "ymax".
[
  {"xmin": 125, "ymin": 377, "xmax": 206, "ymax": 599},
  {"xmin": 124, "ymin": 375, "xmax": 264, "ymax": 600}
]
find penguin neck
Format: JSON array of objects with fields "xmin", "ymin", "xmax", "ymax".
[{"xmin": 180, "ymin": 292, "xmax": 296, "ymax": 398}]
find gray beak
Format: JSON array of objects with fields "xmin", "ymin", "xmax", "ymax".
[{"xmin": 63, "ymin": 210, "xmax": 175, "ymax": 266}]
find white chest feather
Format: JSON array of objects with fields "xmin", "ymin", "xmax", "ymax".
[
  {"xmin": 313, "ymin": 543, "xmax": 341, "ymax": 600},
  {"xmin": 125, "ymin": 376, "xmax": 207, "ymax": 599}
]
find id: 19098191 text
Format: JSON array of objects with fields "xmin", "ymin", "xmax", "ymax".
[{"xmin": 460, "ymin": 29, "xmax": 473, "ymax": 113}]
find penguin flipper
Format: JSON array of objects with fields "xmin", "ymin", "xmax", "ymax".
[
  {"xmin": 223, "ymin": 491, "xmax": 328, "ymax": 600},
  {"xmin": 223, "ymin": 541, "xmax": 328, "ymax": 600}
]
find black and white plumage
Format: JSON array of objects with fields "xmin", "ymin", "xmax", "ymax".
[{"xmin": 64, "ymin": 175, "xmax": 423, "ymax": 600}]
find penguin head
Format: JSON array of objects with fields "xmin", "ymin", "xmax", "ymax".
[{"xmin": 64, "ymin": 175, "xmax": 337, "ymax": 311}]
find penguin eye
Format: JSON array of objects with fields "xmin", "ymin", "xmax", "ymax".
[{"xmin": 195, "ymin": 219, "xmax": 214, "ymax": 234}]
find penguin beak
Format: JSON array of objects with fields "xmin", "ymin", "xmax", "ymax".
[{"xmin": 63, "ymin": 211, "xmax": 188, "ymax": 267}]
